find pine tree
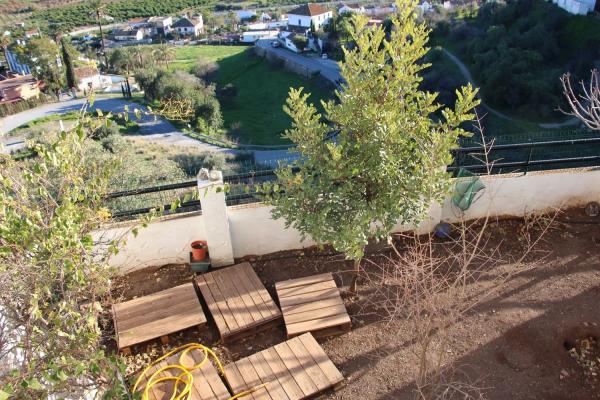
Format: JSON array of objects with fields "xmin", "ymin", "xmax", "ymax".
[{"xmin": 61, "ymin": 38, "xmax": 77, "ymax": 90}]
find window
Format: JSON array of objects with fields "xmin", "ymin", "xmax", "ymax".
[{"xmin": 298, "ymin": 18, "xmax": 301, "ymax": 25}]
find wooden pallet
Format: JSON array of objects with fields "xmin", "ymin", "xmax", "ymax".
[
  {"xmin": 195, "ymin": 262, "xmax": 282, "ymax": 343},
  {"xmin": 135, "ymin": 348, "xmax": 231, "ymax": 400},
  {"xmin": 112, "ymin": 282, "xmax": 207, "ymax": 354},
  {"xmin": 223, "ymin": 333, "xmax": 344, "ymax": 400},
  {"xmin": 275, "ymin": 273, "xmax": 351, "ymax": 339}
]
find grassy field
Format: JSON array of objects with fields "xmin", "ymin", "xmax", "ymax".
[{"xmin": 172, "ymin": 45, "xmax": 333, "ymax": 145}]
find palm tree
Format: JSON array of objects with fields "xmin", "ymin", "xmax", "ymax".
[
  {"xmin": 89, "ymin": 0, "xmax": 109, "ymax": 68},
  {"xmin": 153, "ymin": 44, "xmax": 175, "ymax": 68}
]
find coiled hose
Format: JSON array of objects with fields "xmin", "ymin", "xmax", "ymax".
[{"xmin": 132, "ymin": 343, "xmax": 267, "ymax": 400}]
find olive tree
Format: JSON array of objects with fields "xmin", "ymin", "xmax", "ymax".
[
  {"xmin": 269, "ymin": 0, "xmax": 479, "ymax": 292},
  {"xmin": 0, "ymin": 114, "xmax": 130, "ymax": 399}
]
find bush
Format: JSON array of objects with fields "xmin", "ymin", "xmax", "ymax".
[
  {"xmin": 0, "ymin": 95, "xmax": 51, "ymax": 118},
  {"xmin": 292, "ymin": 35, "xmax": 308, "ymax": 51},
  {"xmin": 217, "ymin": 83, "xmax": 237, "ymax": 105},
  {"xmin": 191, "ymin": 56, "xmax": 220, "ymax": 83}
]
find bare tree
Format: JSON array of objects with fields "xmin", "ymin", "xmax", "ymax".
[
  {"xmin": 360, "ymin": 117, "xmax": 556, "ymax": 399},
  {"xmin": 560, "ymin": 69, "xmax": 600, "ymax": 130}
]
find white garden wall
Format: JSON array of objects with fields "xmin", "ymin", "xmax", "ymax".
[
  {"xmin": 94, "ymin": 212, "xmax": 205, "ymax": 274},
  {"xmin": 99, "ymin": 167, "xmax": 600, "ymax": 274}
]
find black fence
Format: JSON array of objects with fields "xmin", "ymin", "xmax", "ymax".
[{"xmin": 104, "ymin": 135, "xmax": 600, "ymax": 219}]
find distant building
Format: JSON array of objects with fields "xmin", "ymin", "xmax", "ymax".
[
  {"xmin": 149, "ymin": 16, "xmax": 173, "ymax": 35},
  {"xmin": 364, "ymin": 4, "xmax": 397, "ymax": 16},
  {"xmin": 24, "ymin": 29, "xmax": 39, "ymax": 39},
  {"xmin": 236, "ymin": 10, "xmax": 257, "ymax": 20},
  {"xmin": 338, "ymin": 3, "xmax": 366, "ymax": 14},
  {"xmin": 0, "ymin": 74, "xmax": 42, "ymax": 104},
  {"xmin": 172, "ymin": 16, "xmax": 203, "ymax": 36},
  {"xmin": 128, "ymin": 17, "xmax": 151, "ymax": 29},
  {"xmin": 553, "ymin": 0, "xmax": 596, "ymax": 14},
  {"xmin": 259, "ymin": 12, "xmax": 272, "ymax": 21},
  {"xmin": 241, "ymin": 30, "xmax": 279, "ymax": 43},
  {"xmin": 287, "ymin": 3, "xmax": 332, "ymax": 32},
  {"xmin": 73, "ymin": 66, "xmax": 112, "ymax": 91},
  {"xmin": 113, "ymin": 27, "xmax": 145, "ymax": 41}
]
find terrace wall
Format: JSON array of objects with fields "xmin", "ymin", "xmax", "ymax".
[{"xmin": 98, "ymin": 167, "xmax": 600, "ymax": 274}]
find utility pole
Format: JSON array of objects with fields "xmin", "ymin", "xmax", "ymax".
[{"xmin": 90, "ymin": 0, "xmax": 109, "ymax": 69}]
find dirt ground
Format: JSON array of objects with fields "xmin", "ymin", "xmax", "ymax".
[{"xmin": 112, "ymin": 208, "xmax": 600, "ymax": 399}]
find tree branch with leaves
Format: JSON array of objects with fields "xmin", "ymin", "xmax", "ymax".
[{"xmin": 268, "ymin": 0, "xmax": 479, "ymax": 292}]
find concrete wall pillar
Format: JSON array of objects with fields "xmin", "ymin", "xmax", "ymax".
[{"xmin": 197, "ymin": 169, "xmax": 234, "ymax": 267}]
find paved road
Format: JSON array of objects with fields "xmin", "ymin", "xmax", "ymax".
[
  {"xmin": 440, "ymin": 48, "xmax": 579, "ymax": 129},
  {"xmin": 256, "ymin": 40, "xmax": 342, "ymax": 86},
  {"xmin": 0, "ymin": 97, "xmax": 237, "ymax": 155},
  {"xmin": 0, "ymin": 97, "xmax": 299, "ymax": 165}
]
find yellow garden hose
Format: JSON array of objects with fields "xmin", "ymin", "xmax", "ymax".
[{"xmin": 132, "ymin": 343, "xmax": 268, "ymax": 400}]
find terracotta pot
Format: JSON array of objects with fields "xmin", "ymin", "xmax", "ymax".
[{"xmin": 191, "ymin": 240, "xmax": 208, "ymax": 261}]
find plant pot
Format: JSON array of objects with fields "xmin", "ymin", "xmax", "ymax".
[{"xmin": 191, "ymin": 240, "xmax": 208, "ymax": 261}]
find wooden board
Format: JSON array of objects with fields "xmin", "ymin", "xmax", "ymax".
[
  {"xmin": 223, "ymin": 333, "xmax": 344, "ymax": 400},
  {"xmin": 225, "ymin": 333, "xmax": 344, "ymax": 400},
  {"xmin": 135, "ymin": 348, "xmax": 231, "ymax": 400},
  {"xmin": 195, "ymin": 262, "xmax": 282, "ymax": 343},
  {"xmin": 275, "ymin": 273, "xmax": 351, "ymax": 339},
  {"xmin": 112, "ymin": 283, "xmax": 207, "ymax": 351}
]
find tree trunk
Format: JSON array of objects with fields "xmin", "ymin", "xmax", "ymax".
[{"xmin": 349, "ymin": 258, "xmax": 361, "ymax": 293}]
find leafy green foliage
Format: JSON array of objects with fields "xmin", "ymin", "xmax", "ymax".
[
  {"xmin": 433, "ymin": 0, "xmax": 600, "ymax": 120},
  {"xmin": 17, "ymin": 37, "xmax": 64, "ymax": 98},
  {"xmin": 269, "ymin": 0, "xmax": 479, "ymax": 266},
  {"xmin": 0, "ymin": 114, "xmax": 128, "ymax": 398},
  {"xmin": 61, "ymin": 38, "xmax": 78, "ymax": 89}
]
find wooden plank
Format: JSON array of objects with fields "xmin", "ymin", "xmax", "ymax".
[
  {"xmin": 281, "ymin": 296, "xmax": 343, "ymax": 316},
  {"xmin": 228, "ymin": 269, "xmax": 264, "ymax": 323},
  {"xmin": 195, "ymin": 277, "xmax": 228, "ymax": 336},
  {"xmin": 286, "ymin": 337, "xmax": 330, "ymax": 391},
  {"xmin": 212, "ymin": 269, "xmax": 253, "ymax": 328},
  {"xmin": 115, "ymin": 284, "xmax": 194, "ymax": 315},
  {"xmin": 297, "ymin": 334, "xmax": 344, "ymax": 387},
  {"xmin": 278, "ymin": 288, "xmax": 340, "ymax": 308},
  {"xmin": 235, "ymin": 355, "xmax": 273, "ymax": 400},
  {"xmin": 284, "ymin": 304, "xmax": 348, "ymax": 325},
  {"xmin": 277, "ymin": 280, "xmax": 337, "ymax": 299},
  {"xmin": 273, "ymin": 342, "xmax": 318, "ymax": 397},
  {"xmin": 286, "ymin": 314, "xmax": 352, "ymax": 338},
  {"xmin": 188, "ymin": 349, "xmax": 231, "ymax": 400},
  {"xmin": 201, "ymin": 273, "xmax": 239, "ymax": 334},
  {"xmin": 261, "ymin": 347, "xmax": 305, "ymax": 400},
  {"xmin": 239, "ymin": 263, "xmax": 281, "ymax": 318},
  {"xmin": 118, "ymin": 311, "xmax": 205, "ymax": 349},
  {"xmin": 275, "ymin": 274, "xmax": 332, "ymax": 291},
  {"xmin": 235, "ymin": 268, "xmax": 274, "ymax": 320},
  {"xmin": 250, "ymin": 352, "xmax": 290, "ymax": 400},
  {"xmin": 118, "ymin": 297, "xmax": 203, "ymax": 331},
  {"xmin": 224, "ymin": 363, "xmax": 257, "ymax": 400}
]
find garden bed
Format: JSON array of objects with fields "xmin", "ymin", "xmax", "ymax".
[{"xmin": 112, "ymin": 208, "xmax": 600, "ymax": 399}]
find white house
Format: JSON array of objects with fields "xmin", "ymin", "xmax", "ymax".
[
  {"xmin": 172, "ymin": 16, "xmax": 203, "ymax": 36},
  {"xmin": 553, "ymin": 0, "xmax": 596, "ymax": 14},
  {"xmin": 279, "ymin": 31, "xmax": 303, "ymax": 53},
  {"xmin": 364, "ymin": 4, "xmax": 397, "ymax": 16},
  {"xmin": 113, "ymin": 27, "xmax": 144, "ymax": 41},
  {"xmin": 287, "ymin": 3, "xmax": 332, "ymax": 32},
  {"xmin": 338, "ymin": 3, "xmax": 366, "ymax": 14},
  {"xmin": 246, "ymin": 20, "xmax": 288, "ymax": 30},
  {"xmin": 241, "ymin": 30, "xmax": 279, "ymax": 43},
  {"xmin": 74, "ymin": 66, "xmax": 112, "ymax": 91}
]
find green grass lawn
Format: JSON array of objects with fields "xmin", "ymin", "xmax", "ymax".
[{"xmin": 172, "ymin": 45, "xmax": 332, "ymax": 145}]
